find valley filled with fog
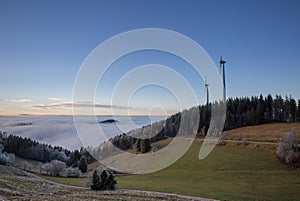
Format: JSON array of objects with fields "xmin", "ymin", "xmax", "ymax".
[{"xmin": 0, "ymin": 115, "xmax": 166, "ymax": 150}]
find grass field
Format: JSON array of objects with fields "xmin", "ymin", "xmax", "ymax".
[
  {"xmin": 37, "ymin": 123, "xmax": 300, "ymax": 201},
  {"xmin": 225, "ymin": 122, "xmax": 300, "ymax": 143},
  {"xmin": 117, "ymin": 139, "xmax": 300, "ymax": 201},
  {"xmin": 38, "ymin": 174, "xmax": 88, "ymax": 187}
]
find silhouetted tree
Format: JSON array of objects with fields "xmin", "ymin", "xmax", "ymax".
[
  {"xmin": 78, "ymin": 156, "xmax": 87, "ymax": 173},
  {"xmin": 133, "ymin": 139, "xmax": 141, "ymax": 152},
  {"xmin": 91, "ymin": 170, "xmax": 101, "ymax": 190},
  {"xmin": 265, "ymin": 94, "xmax": 273, "ymax": 122},
  {"xmin": 290, "ymin": 97, "xmax": 297, "ymax": 122},
  {"xmin": 256, "ymin": 95, "xmax": 265, "ymax": 124},
  {"xmin": 69, "ymin": 149, "xmax": 81, "ymax": 167},
  {"xmin": 140, "ymin": 139, "xmax": 151, "ymax": 153},
  {"xmin": 91, "ymin": 169, "xmax": 117, "ymax": 191},
  {"xmin": 273, "ymin": 95, "xmax": 284, "ymax": 122}
]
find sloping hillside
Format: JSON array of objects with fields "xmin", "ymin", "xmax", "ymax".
[
  {"xmin": 224, "ymin": 123, "xmax": 300, "ymax": 143},
  {"xmin": 116, "ymin": 123, "xmax": 300, "ymax": 201}
]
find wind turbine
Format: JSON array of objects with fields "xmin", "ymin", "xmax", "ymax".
[
  {"xmin": 205, "ymin": 78, "xmax": 209, "ymax": 105},
  {"xmin": 219, "ymin": 56, "xmax": 227, "ymax": 101}
]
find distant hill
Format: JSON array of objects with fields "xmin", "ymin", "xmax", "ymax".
[{"xmin": 99, "ymin": 119, "xmax": 118, "ymax": 124}]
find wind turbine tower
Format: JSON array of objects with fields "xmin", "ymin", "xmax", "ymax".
[
  {"xmin": 205, "ymin": 79, "xmax": 209, "ymax": 105},
  {"xmin": 220, "ymin": 56, "xmax": 227, "ymax": 101}
]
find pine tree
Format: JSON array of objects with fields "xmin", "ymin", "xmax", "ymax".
[
  {"xmin": 91, "ymin": 170, "xmax": 101, "ymax": 190},
  {"xmin": 140, "ymin": 139, "xmax": 151, "ymax": 153},
  {"xmin": 133, "ymin": 139, "xmax": 141, "ymax": 152},
  {"xmin": 255, "ymin": 95, "xmax": 265, "ymax": 124},
  {"xmin": 265, "ymin": 94, "xmax": 273, "ymax": 122},
  {"xmin": 78, "ymin": 156, "xmax": 87, "ymax": 173},
  {"xmin": 91, "ymin": 169, "xmax": 117, "ymax": 191},
  {"xmin": 290, "ymin": 97, "xmax": 297, "ymax": 122},
  {"xmin": 106, "ymin": 172, "xmax": 117, "ymax": 190}
]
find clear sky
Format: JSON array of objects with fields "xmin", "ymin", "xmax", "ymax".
[{"xmin": 0, "ymin": 0, "xmax": 299, "ymax": 115}]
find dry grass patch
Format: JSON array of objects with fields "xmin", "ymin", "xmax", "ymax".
[{"xmin": 225, "ymin": 123, "xmax": 300, "ymax": 143}]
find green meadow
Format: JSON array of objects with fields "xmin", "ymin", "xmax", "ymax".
[
  {"xmin": 39, "ymin": 123, "xmax": 300, "ymax": 201},
  {"xmin": 117, "ymin": 141, "xmax": 300, "ymax": 201}
]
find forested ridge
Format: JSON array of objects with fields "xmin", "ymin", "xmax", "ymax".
[
  {"xmin": 105, "ymin": 94, "xmax": 300, "ymax": 155},
  {"xmin": 1, "ymin": 94, "xmax": 300, "ymax": 162},
  {"xmin": 0, "ymin": 132, "xmax": 93, "ymax": 167}
]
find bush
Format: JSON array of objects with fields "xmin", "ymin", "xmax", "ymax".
[
  {"xmin": 217, "ymin": 132, "xmax": 227, "ymax": 146},
  {"xmin": 41, "ymin": 160, "xmax": 66, "ymax": 176},
  {"xmin": 60, "ymin": 167, "xmax": 82, "ymax": 177},
  {"xmin": 21, "ymin": 161, "xmax": 33, "ymax": 171},
  {"xmin": 51, "ymin": 160, "xmax": 66, "ymax": 176},
  {"xmin": 276, "ymin": 130, "xmax": 300, "ymax": 168},
  {"xmin": 0, "ymin": 152, "xmax": 15, "ymax": 165},
  {"xmin": 91, "ymin": 169, "xmax": 117, "ymax": 191}
]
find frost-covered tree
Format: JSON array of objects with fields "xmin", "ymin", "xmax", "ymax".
[
  {"xmin": 60, "ymin": 167, "xmax": 82, "ymax": 177},
  {"xmin": 41, "ymin": 160, "xmax": 66, "ymax": 176},
  {"xmin": 277, "ymin": 130, "xmax": 300, "ymax": 168},
  {"xmin": 21, "ymin": 161, "xmax": 33, "ymax": 171},
  {"xmin": 0, "ymin": 152, "xmax": 15, "ymax": 165},
  {"xmin": 41, "ymin": 162, "xmax": 53, "ymax": 175},
  {"xmin": 51, "ymin": 160, "xmax": 66, "ymax": 176}
]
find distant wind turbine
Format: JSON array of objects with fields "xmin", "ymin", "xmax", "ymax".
[
  {"xmin": 205, "ymin": 78, "xmax": 209, "ymax": 105},
  {"xmin": 219, "ymin": 56, "xmax": 227, "ymax": 101}
]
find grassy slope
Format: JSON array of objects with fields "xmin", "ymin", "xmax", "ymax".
[
  {"xmin": 118, "ymin": 143, "xmax": 300, "ymax": 201},
  {"xmin": 37, "ymin": 123, "xmax": 300, "ymax": 201},
  {"xmin": 225, "ymin": 122, "xmax": 300, "ymax": 143},
  {"xmin": 38, "ymin": 174, "xmax": 88, "ymax": 187},
  {"xmin": 117, "ymin": 128, "xmax": 300, "ymax": 201}
]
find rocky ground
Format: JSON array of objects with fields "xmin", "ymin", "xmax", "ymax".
[{"xmin": 0, "ymin": 165, "xmax": 218, "ymax": 201}]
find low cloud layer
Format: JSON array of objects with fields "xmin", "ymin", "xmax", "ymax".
[
  {"xmin": 0, "ymin": 116, "xmax": 164, "ymax": 150},
  {"xmin": 48, "ymin": 97, "xmax": 66, "ymax": 101},
  {"xmin": 2, "ymin": 98, "xmax": 34, "ymax": 103}
]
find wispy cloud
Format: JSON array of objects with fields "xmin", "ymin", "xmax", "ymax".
[
  {"xmin": 48, "ymin": 97, "xmax": 66, "ymax": 101},
  {"xmin": 31, "ymin": 102, "xmax": 130, "ymax": 109},
  {"xmin": 3, "ymin": 98, "xmax": 34, "ymax": 103}
]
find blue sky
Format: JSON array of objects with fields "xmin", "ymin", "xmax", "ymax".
[{"xmin": 0, "ymin": 0, "xmax": 299, "ymax": 115}]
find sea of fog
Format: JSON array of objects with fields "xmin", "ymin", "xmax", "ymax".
[{"xmin": 0, "ymin": 115, "xmax": 166, "ymax": 150}]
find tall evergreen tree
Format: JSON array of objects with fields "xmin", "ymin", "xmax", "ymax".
[
  {"xmin": 101, "ymin": 169, "xmax": 117, "ymax": 190},
  {"xmin": 273, "ymin": 95, "xmax": 284, "ymax": 122},
  {"xmin": 290, "ymin": 97, "xmax": 297, "ymax": 122},
  {"xmin": 284, "ymin": 96, "xmax": 291, "ymax": 121},
  {"xmin": 91, "ymin": 169, "xmax": 117, "ymax": 191},
  {"xmin": 91, "ymin": 170, "xmax": 101, "ymax": 190},
  {"xmin": 78, "ymin": 156, "xmax": 87, "ymax": 173},
  {"xmin": 133, "ymin": 139, "xmax": 141, "ymax": 152},
  {"xmin": 265, "ymin": 94, "xmax": 273, "ymax": 122},
  {"xmin": 140, "ymin": 139, "xmax": 151, "ymax": 153},
  {"xmin": 255, "ymin": 95, "xmax": 265, "ymax": 124}
]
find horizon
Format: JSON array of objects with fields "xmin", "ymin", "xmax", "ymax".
[
  {"xmin": 0, "ymin": 93, "xmax": 299, "ymax": 116},
  {"xmin": 1, "ymin": 0, "xmax": 300, "ymax": 116}
]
